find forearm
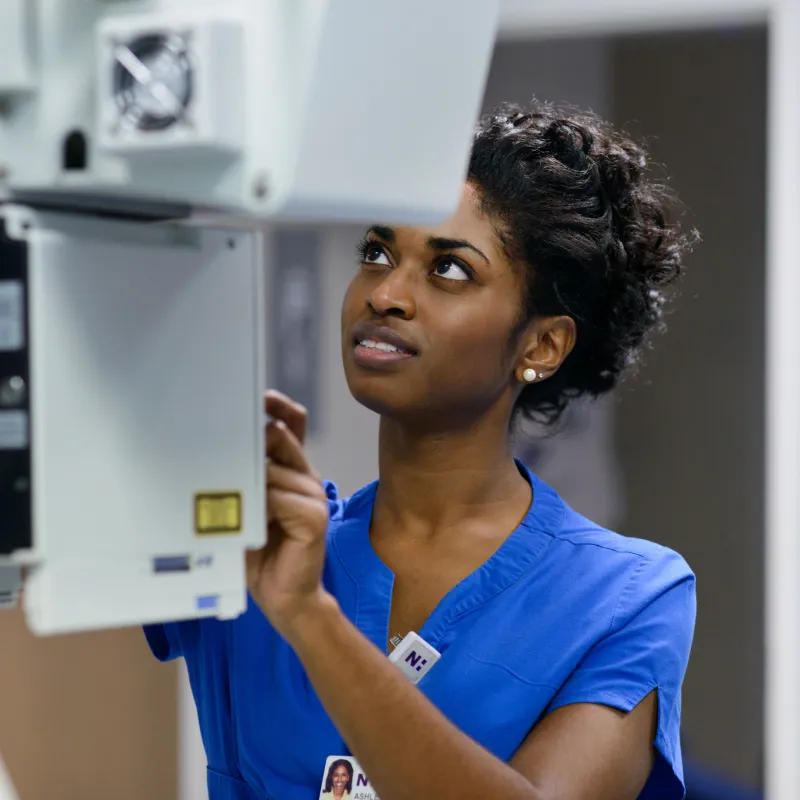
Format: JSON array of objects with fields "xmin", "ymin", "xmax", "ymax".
[{"xmin": 282, "ymin": 593, "xmax": 543, "ymax": 800}]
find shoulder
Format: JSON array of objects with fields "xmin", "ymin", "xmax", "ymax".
[
  {"xmin": 529, "ymin": 474, "xmax": 695, "ymax": 623},
  {"xmin": 561, "ymin": 504, "xmax": 693, "ymax": 582},
  {"xmin": 533, "ymin": 470, "xmax": 692, "ymax": 572}
]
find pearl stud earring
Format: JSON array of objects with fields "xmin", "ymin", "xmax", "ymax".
[{"xmin": 523, "ymin": 368, "xmax": 541, "ymax": 383}]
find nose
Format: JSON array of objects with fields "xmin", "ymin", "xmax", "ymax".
[{"xmin": 367, "ymin": 264, "xmax": 417, "ymax": 319}]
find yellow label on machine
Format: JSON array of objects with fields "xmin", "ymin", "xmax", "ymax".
[{"xmin": 194, "ymin": 492, "xmax": 242, "ymax": 535}]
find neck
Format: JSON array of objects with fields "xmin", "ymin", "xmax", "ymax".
[{"xmin": 374, "ymin": 407, "xmax": 530, "ymax": 537}]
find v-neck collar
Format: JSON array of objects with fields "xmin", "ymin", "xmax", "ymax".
[{"xmin": 331, "ymin": 462, "xmax": 563, "ymax": 653}]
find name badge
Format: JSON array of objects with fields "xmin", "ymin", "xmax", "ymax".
[
  {"xmin": 387, "ymin": 631, "xmax": 441, "ymax": 684},
  {"xmin": 318, "ymin": 755, "xmax": 378, "ymax": 800},
  {"xmin": 320, "ymin": 633, "xmax": 441, "ymax": 797}
]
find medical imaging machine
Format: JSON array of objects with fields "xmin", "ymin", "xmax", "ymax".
[{"xmin": 0, "ymin": 0, "xmax": 501, "ymax": 636}]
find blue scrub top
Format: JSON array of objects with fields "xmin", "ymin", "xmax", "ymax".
[{"xmin": 144, "ymin": 465, "xmax": 696, "ymax": 800}]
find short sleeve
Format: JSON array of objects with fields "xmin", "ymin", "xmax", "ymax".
[
  {"xmin": 143, "ymin": 621, "xmax": 188, "ymax": 661},
  {"xmin": 547, "ymin": 550, "xmax": 696, "ymax": 799}
]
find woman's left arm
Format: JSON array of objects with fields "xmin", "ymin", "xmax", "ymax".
[{"xmin": 251, "ymin": 392, "xmax": 657, "ymax": 800}]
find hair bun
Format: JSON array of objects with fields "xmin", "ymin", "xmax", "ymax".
[
  {"xmin": 469, "ymin": 99, "xmax": 697, "ymax": 426},
  {"xmin": 546, "ymin": 120, "xmax": 593, "ymax": 169}
]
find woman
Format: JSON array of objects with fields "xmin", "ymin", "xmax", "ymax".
[
  {"xmin": 319, "ymin": 759, "xmax": 353, "ymax": 799},
  {"xmin": 144, "ymin": 100, "xmax": 696, "ymax": 800}
]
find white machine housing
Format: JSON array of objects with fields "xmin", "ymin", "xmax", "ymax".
[
  {"xmin": 0, "ymin": 0, "xmax": 501, "ymax": 636},
  {"xmin": 0, "ymin": 204, "xmax": 266, "ymax": 634},
  {"xmin": 0, "ymin": 0, "xmax": 501, "ymax": 224}
]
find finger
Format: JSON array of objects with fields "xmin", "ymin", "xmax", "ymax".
[
  {"xmin": 265, "ymin": 422, "xmax": 323, "ymax": 483},
  {"xmin": 266, "ymin": 420, "xmax": 310, "ymax": 474},
  {"xmin": 267, "ymin": 461, "xmax": 325, "ymax": 499},
  {"xmin": 265, "ymin": 487, "xmax": 329, "ymax": 544},
  {"xmin": 265, "ymin": 390, "xmax": 308, "ymax": 445}
]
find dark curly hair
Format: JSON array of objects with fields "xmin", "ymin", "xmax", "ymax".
[{"xmin": 468, "ymin": 99, "xmax": 696, "ymax": 426}]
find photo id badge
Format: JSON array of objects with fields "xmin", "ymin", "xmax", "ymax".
[{"xmin": 319, "ymin": 756, "xmax": 379, "ymax": 800}]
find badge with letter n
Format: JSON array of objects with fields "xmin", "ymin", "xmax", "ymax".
[{"xmin": 387, "ymin": 631, "xmax": 441, "ymax": 684}]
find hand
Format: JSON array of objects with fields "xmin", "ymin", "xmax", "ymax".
[{"xmin": 246, "ymin": 390, "xmax": 331, "ymax": 636}]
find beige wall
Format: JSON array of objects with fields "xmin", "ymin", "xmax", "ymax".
[
  {"xmin": 612, "ymin": 28, "xmax": 767, "ymax": 787},
  {"xmin": 0, "ymin": 608, "xmax": 177, "ymax": 800}
]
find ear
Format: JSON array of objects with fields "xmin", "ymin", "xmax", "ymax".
[{"xmin": 514, "ymin": 315, "xmax": 577, "ymax": 384}]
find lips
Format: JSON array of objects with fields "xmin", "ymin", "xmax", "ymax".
[
  {"xmin": 351, "ymin": 321, "xmax": 417, "ymax": 354},
  {"xmin": 350, "ymin": 321, "xmax": 418, "ymax": 370}
]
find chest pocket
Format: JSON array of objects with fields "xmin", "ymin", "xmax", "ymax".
[{"xmin": 420, "ymin": 646, "xmax": 558, "ymax": 761}]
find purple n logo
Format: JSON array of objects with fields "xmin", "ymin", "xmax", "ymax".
[
  {"xmin": 404, "ymin": 650, "xmax": 429, "ymax": 672},
  {"xmin": 356, "ymin": 773, "xmax": 370, "ymax": 787}
]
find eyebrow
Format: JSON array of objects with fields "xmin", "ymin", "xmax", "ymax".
[
  {"xmin": 366, "ymin": 226, "xmax": 490, "ymax": 265},
  {"xmin": 427, "ymin": 236, "xmax": 489, "ymax": 264}
]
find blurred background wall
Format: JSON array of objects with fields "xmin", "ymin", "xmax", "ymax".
[
  {"xmin": 0, "ymin": 609, "xmax": 177, "ymax": 799},
  {"xmin": 613, "ymin": 28, "xmax": 766, "ymax": 789}
]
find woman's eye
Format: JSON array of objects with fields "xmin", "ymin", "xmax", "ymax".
[
  {"xmin": 362, "ymin": 243, "xmax": 390, "ymax": 266},
  {"xmin": 433, "ymin": 258, "xmax": 470, "ymax": 282}
]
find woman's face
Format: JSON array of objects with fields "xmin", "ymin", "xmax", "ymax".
[
  {"xmin": 332, "ymin": 765, "xmax": 350, "ymax": 791},
  {"xmin": 341, "ymin": 182, "xmax": 532, "ymax": 428}
]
